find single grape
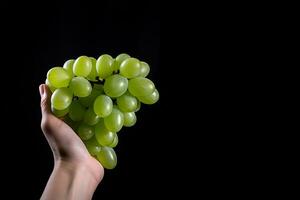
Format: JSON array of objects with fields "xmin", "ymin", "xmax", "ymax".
[
  {"xmin": 135, "ymin": 100, "xmax": 141, "ymax": 112},
  {"xmin": 47, "ymin": 67, "xmax": 71, "ymax": 88},
  {"xmin": 96, "ymin": 54, "xmax": 114, "ymax": 79},
  {"xmin": 84, "ymin": 137, "xmax": 102, "ymax": 156},
  {"xmin": 79, "ymin": 84, "xmax": 103, "ymax": 107},
  {"xmin": 73, "ymin": 56, "xmax": 92, "ymax": 77},
  {"xmin": 51, "ymin": 88, "xmax": 73, "ymax": 110},
  {"xmin": 138, "ymin": 89, "xmax": 159, "ymax": 105},
  {"xmin": 116, "ymin": 92, "xmax": 138, "ymax": 112},
  {"xmin": 139, "ymin": 61, "xmax": 150, "ymax": 77},
  {"xmin": 78, "ymin": 123, "xmax": 95, "ymax": 140},
  {"xmin": 87, "ymin": 57, "xmax": 97, "ymax": 81},
  {"xmin": 93, "ymin": 95, "xmax": 113, "ymax": 117},
  {"xmin": 114, "ymin": 53, "xmax": 130, "ymax": 72},
  {"xmin": 123, "ymin": 112, "xmax": 137, "ymax": 127},
  {"xmin": 68, "ymin": 101, "xmax": 86, "ymax": 121},
  {"xmin": 108, "ymin": 134, "xmax": 118, "ymax": 148},
  {"xmin": 69, "ymin": 77, "xmax": 92, "ymax": 97},
  {"xmin": 96, "ymin": 147, "xmax": 117, "ymax": 169},
  {"xmin": 128, "ymin": 77, "xmax": 155, "ymax": 97},
  {"xmin": 95, "ymin": 120, "xmax": 116, "ymax": 146},
  {"xmin": 51, "ymin": 105, "xmax": 69, "ymax": 117},
  {"xmin": 103, "ymin": 74, "xmax": 128, "ymax": 98},
  {"xmin": 83, "ymin": 107, "xmax": 101, "ymax": 125},
  {"xmin": 45, "ymin": 79, "xmax": 56, "ymax": 93},
  {"xmin": 63, "ymin": 59, "xmax": 75, "ymax": 77},
  {"xmin": 112, "ymin": 60, "xmax": 119, "ymax": 73},
  {"xmin": 104, "ymin": 107, "xmax": 124, "ymax": 132},
  {"xmin": 116, "ymin": 53, "xmax": 130, "ymax": 64},
  {"xmin": 119, "ymin": 57, "xmax": 141, "ymax": 78}
]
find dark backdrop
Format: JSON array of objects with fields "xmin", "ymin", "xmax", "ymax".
[
  {"xmin": 0, "ymin": 0, "xmax": 250, "ymax": 198},
  {"xmin": 0, "ymin": 0, "xmax": 176, "ymax": 199}
]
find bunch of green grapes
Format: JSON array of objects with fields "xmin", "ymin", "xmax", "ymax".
[{"xmin": 46, "ymin": 53, "xmax": 159, "ymax": 169}]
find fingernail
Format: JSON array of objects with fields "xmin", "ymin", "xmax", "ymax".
[{"xmin": 39, "ymin": 85, "xmax": 45, "ymax": 97}]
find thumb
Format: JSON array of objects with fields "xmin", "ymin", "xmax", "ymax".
[{"xmin": 39, "ymin": 84, "xmax": 51, "ymax": 116}]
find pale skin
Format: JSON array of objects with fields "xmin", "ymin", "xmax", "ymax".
[{"xmin": 39, "ymin": 84, "xmax": 104, "ymax": 200}]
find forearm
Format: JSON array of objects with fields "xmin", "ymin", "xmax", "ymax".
[{"xmin": 41, "ymin": 160, "xmax": 100, "ymax": 200}]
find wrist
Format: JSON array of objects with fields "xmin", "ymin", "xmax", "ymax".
[
  {"xmin": 45, "ymin": 159, "xmax": 102, "ymax": 200},
  {"xmin": 41, "ymin": 157, "xmax": 103, "ymax": 200},
  {"xmin": 55, "ymin": 158, "xmax": 102, "ymax": 186}
]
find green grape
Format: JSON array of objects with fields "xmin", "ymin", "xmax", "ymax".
[
  {"xmin": 108, "ymin": 134, "xmax": 118, "ymax": 148},
  {"xmin": 79, "ymin": 84, "xmax": 103, "ymax": 107},
  {"xmin": 95, "ymin": 120, "xmax": 116, "ymax": 146},
  {"xmin": 104, "ymin": 74, "xmax": 128, "ymax": 98},
  {"xmin": 96, "ymin": 147, "xmax": 117, "ymax": 169},
  {"xmin": 84, "ymin": 137, "xmax": 102, "ymax": 156},
  {"xmin": 119, "ymin": 58, "xmax": 141, "ymax": 78},
  {"xmin": 87, "ymin": 57, "xmax": 97, "ymax": 81},
  {"xmin": 51, "ymin": 105, "xmax": 69, "ymax": 117},
  {"xmin": 138, "ymin": 89, "xmax": 159, "ymax": 104},
  {"xmin": 63, "ymin": 59, "xmax": 75, "ymax": 77},
  {"xmin": 51, "ymin": 88, "xmax": 73, "ymax": 110},
  {"xmin": 47, "ymin": 67, "xmax": 71, "ymax": 88},
  {"xmin": 78, "ymin": 123, "xmax": 95, "ymax": 140},
  {"xmin": 73, "ymin": 56, "xmax": 92, "ymax": 77},
  {"xmin": 69, "ymin": 77, "xmax": 92, "ymax": 97},
  {"xmin": 93, "ymin": 95, "xmax": 113, "ymax": 117},
  {"xmin": 135, "ymin": 100, "xmax": 141, "ymax": 112},
  {"xmin": 104, "ymin": 107, "xmax": 124, "ymax": 132},
  {"xmin": 123, "ymin": 112, "xmax": 137, "ymax": 127},
  {"xmin": 112, "ymin": 60, "xmax": 119, "ymax": 73},
  {"xmin": 96, "ymin": 54, "xmax": 114, "ymax": 79},
  {"xmin": 45, "ymin": 79, "xmax": 56, "ymax": 93},
  {"xmin": 116, "ymin": 53, "xmax": 130, "ymax": 64},
  {"xmin": 114, "ymin": 53, "xmax": 130, "ymax": 72},
  {"xmin": 83, "ymin": 107, "xmax": 101, "ymax": 125},
  {"xmin": 128, "ymin": 77, "xmax": 155, "ymax": 97},
  {"xmin": 68, "ymin": 101, "xmax": 86, "ymax": 121},
  {"xmin": 139, "ymin": 61, "xmax": 150, "ymax": 77},
  {"xmin": 116, "ymin": 92, "xmax": 137, "ymax": 112}
]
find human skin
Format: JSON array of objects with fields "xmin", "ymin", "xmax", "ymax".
[{"xmin": 39, "ymin": 84, "xmax": 104, "ymax": 200}]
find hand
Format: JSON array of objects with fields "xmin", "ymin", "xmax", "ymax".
[{"xmin": 39, "ymin": 84, "xmax": 104, "ymax": 200}]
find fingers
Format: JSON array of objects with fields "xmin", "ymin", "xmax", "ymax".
[{"xmin": 40, "ymin": 84, "xmax": 51, "ymax": 116}]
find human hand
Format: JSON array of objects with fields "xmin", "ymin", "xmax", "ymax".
[{"xmin": 39, "ymin": 84, "xmax": 104, "ymax": 200}]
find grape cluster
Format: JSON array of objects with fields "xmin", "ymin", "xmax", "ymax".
[{"xmin": 45, "ymin": 53, "xmax": 159, "ymax": 169}]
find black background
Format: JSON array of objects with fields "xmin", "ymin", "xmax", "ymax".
[
  {"xmin": 0, "ymin": 0, "xmax": 254, "ymax": 199},
  {"xmin": 0, "ymin": 0, "xmax": 185, "ymax": 199}
]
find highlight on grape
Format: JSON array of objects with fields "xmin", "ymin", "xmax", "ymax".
[{"xmin": 46, "ymin": 53, "xmax": 159, "ymax": 169}]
